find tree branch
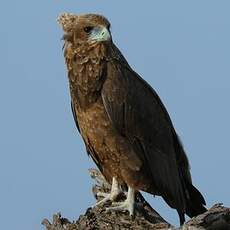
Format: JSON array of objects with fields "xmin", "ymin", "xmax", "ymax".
[{"xmin": 42, "ymin": 169, "xmax": 230, "ymax": 230}]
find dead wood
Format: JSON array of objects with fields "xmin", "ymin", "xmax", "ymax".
[{"xmin": 42, "ymin": 169, "xmax": 230, "ymax": 230}]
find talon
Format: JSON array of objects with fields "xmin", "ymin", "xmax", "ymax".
[
  {"xmin": 93, "ymin": 177, "xmax": 123, "ymax": 207},
  {"xmin": 105, "ymin": 187, "xmax": 135, "ymax": 216},
  {"xmin": 96, "ymin": 192, "xmax": 110, "ymax": 198}
]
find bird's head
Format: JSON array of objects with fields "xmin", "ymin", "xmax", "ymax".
[{"xmin": 58, "ymin": 13, "xmax": 112, "ymax": 45}]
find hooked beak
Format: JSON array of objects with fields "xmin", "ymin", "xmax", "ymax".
[{"xmin": 89, "ymin": 26, "xmax": 111, "ymax": 42}]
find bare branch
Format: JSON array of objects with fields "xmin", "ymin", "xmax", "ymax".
[{"xmin": 42, "ymin": 169, "xmax": 230, "ymax": 230}]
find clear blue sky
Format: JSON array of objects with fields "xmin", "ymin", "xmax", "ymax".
[{"xmin": 0, "ymin": 1, "xmax": 229, "ymax": 229}]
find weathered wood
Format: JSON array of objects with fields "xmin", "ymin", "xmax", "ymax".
[{"xmin": 42, "ymin": 169, "xmax": 230, "ymax": 230}]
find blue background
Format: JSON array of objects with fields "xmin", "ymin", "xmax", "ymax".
[{"xmin": 0, "ymin": 1, "xmax": 229, "ymax": 229}]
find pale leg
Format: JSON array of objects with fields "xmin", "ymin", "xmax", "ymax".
[
  {"xmin": 94, "ymin": 177, "xmax": 122, "ymax": 206},
  {"xmin": 106, "ymin": 186, "xmax": 135, "ymax": 216}
]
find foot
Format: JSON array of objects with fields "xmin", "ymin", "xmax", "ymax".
[
  {"xmin": 94, "ymin": 177, "xmax": 122, "ymax": 206},
  {"xmin": 106, "ymin": 187, "xmax": 135, "ymax": 216}
]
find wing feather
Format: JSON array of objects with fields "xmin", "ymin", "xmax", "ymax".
[
  {"xmin": 102, "ymin": 60, "xmax": 186, "ymax": 211},
  {"xmin": 71, "ymin": 101, "xmax": 80, "ymax": 133}
]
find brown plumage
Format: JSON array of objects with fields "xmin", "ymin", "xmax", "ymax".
[{"xmin": 58, "ymin": 13, "xmax": 206, "ymax": 225}]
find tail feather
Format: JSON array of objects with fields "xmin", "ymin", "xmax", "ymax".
[
  {"xmin": 185, "ymin": 182, "xmax": 207, "ymax": 218},
  {"xmin": 177, "ymin": 211, "xmax": 185, "ymax": 226}
]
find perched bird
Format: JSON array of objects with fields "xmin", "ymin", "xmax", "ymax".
[{"xmin": 58, "ymin": 13, "xmax": 206, "ymax": 225}]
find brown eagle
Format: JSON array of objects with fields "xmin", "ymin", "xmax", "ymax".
[{"xmin": 58, "ymin": 13, "xmax": 206, "ymax": 225}]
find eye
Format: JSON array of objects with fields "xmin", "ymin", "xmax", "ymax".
[{"xmin": 84, "ymin": 26, "xmax": 94, "ymax": 33}]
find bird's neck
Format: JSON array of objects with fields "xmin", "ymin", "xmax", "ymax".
[{"xmin": 65, "ymin": 41, "xmax": 109, "ymax": 110}]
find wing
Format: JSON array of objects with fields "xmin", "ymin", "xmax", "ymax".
[
  {"xmin": 71, "ymin": 101, "xmax": 103, "ymax": 173},
  {"xmin": 71, "ymin": 101, "xmax": 80, "ymax": 133},
  {"xmin": 101, "ymin": 59, "xmax": 186, "ymax": 211}
]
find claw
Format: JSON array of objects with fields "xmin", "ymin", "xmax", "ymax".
[
  {"xmin": 93, "ymin": 177, "xmax": 122, "ymax": 207},
  {"xmin": 106, "ymin": 187, "xmax": 135, "ymax": 216}
]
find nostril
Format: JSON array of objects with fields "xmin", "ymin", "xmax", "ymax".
[{"xmin": 101, "ymin": 32, "xmax": 105, "ymax": 36}]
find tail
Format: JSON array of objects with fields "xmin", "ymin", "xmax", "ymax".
[
  {"xmin": 177, "ymin": 180, "xmax": 207, "ymax": 225},
  {"xmin": 172, "ymin": 133, "xmax": 207, "ymax": 222},
  {"xmin": 184, "ymin": 181, "xmax": 207, "ymax": 218}
]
